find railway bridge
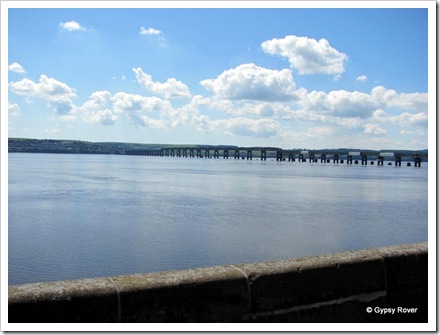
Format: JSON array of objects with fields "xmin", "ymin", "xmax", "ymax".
[{"xmin": 129, "ymin": 147, "xmax": 427, "ymax": 167}]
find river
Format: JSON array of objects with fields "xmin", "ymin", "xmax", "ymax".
[{"xmin": 8, "ymin": 153, "xmax": 428, "ymax": 285}]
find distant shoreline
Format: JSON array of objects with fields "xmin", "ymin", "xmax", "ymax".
[{"xmin": 8, "ymin": 137, "xmax": 428, "ymax": 157}]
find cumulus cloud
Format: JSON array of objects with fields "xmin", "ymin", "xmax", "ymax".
[
  {"xmin": 371, "ymin": 86, "xmax": 427, "ymax": 111},
  {"xmin": 79, "ymin": 91, "xmax": 117, "ymax": 125},
  {"xmin": 200, "ymin": 63, "xmax": 297, "ymax": 102},
  {"xmin": 216, "ymin": 117, "xmax": 281, "ymax": 138},
  {"xmin": 8, "ymin": 62, "xmax": 26, "ymax": 73},
  {"xmin": 8, "ymin": 103, "xmax": 21, "ymax": 116},
  {"xmin": 59, "ymin": 20, "xmax": 86, "ymax": 32},
  {"xmin": 140, "ymin": 26, "xmax": 161, "ymax": 35},
  {"xmin": 298, "ymin": 86, "xmax": 428, "ymax": 121},
  {"xmin": 301, "ymin": 89, "xmax": 377, "ymax": 118},
  {"xmin": 112, "ymin": 92, "xmax": 172, "ymax": 114},
  {"xmin": 261, "ymin": 35, "xmax": 348, "ymax": 75},
  {"xmin": 9, "ymin": 75, "xmax": 76, "ymax": 115},
  {"xmin": 133, "ymin": 67, "xmax": 191, "ymax": 99},
  {"xmin": 357, "ymin": 75, "xmax": 368, "ymax": 82},
  {"xmin": 363, "ymin": 123, "xmax": 387, "ymax": 135},
  {"xmin": 111, "ymin": 92, "xmax": 175, "ymax": 128},
  {"xmin": 371, "ymin": 109, "xmax": 427, "ymax": 128}
]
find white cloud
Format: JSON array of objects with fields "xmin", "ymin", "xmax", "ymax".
[
  {"xmin": 371, "ymin": 109, "xmax": 427, "ymax": 127},
  {"xmin": 371, "ymin": 86, "xmax": 427, "ymax": 111},
  {"xmin": 59, "ymin": 20, "xmax": 86, "ymax": 32},
  {"xmin": 79, "ymin": 91, "xmax": 117, "ymax": 125},
  {"xmin": 301, "ymin": 89, "xmax": 377, "ymax": 118},
  {"xmin": 8, "ymin": 103, "xmax": 21, "ymax": 116},
  {"xmin": 8, "ymin": 62, "xmax": 26, "ymax": 73},
  {"xmin": 111, "ymin": 92, "xmax": 176, "ymax": 128},
  {"xmin": 140, "ymin": 26, "xmax": 161, "ymax": 35},
  {"xmin": 133, "ymin": 67, "xmax": 191, "ymax": 99},
  {"xmin": 216, "ymin": 117, "xmax": 281, "ymax": 138},
  {"xmin": 200, "ymin": 63, "xmax": 297, "ymax": 102},
  {"xmin": 298, "ymin": 86, "xmax": 428, "ymax": 122},
  {"xmin": 85, "ymin": 110, "xmax": 118, "ymax": 125},
  {"xmin": 333, "ymin": 75, "xmax": 342, "ymax": 82},
  {"xmin": 357, "ymin": 75, "xmax": 368, "ymax": 82},
  {"xmin": 363, "ymin": 123, "xmax": 387, "ymax": 135},
  {"xmin": 112, "ymin": 92, "xmax": 173, "ymax": 114},
  {"xmin": 261, "ymin": 35, "xmax": 348, "ymax": 75},
  {"xmin": 9, "ymin": 75, "xmax": 76, "ymax": 115}
]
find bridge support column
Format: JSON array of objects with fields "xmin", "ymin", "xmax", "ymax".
[
  {"xmin": 214, "ymin": 150, "xmax": 219, "ymax": 159},
  {"xmin": 247, "ymin": 150, "xmax": 252, "ymax": 160},
  {"xmin": 333, "ymin": 154, "xmax": 339, "ymax": 163},
  {"xmin": 261, "ymin": 150, "xmax": 267, "ymax": 161},
  {"xmin": 276, "ymin": 151, "xmax": 283, "ymax": 161},
  {"xmin": 415, "ymin": 157, "xmax": 421, "ymax": 167},
  {"xmin": 196, "ymin": 149, "xmax": 201, "ymax": 158},
  {"xmin": 205, "ymin": 150, "xmax": 209, "ymax": 158},
  {"xmin": 288, "ymin": 153, "xmax": 294, "ymax": 162},
  {"xmin": 171, "ymin": 149, "xmax": 175, "ymax": 157},
  {"xmin": 378, "ymin": 157, "xmax": 384, "ymax": 166},
  {"xmin": 395, "ymin": 156, "xmax": 402, "ymax": 166},
  {"xmin": 183, "ymin": 149, "xmax": 188, "ymax": 157},
  {"xmin": 321, "ymin": 154, "xmax": 326, "ymax": 163},
  {"xmin": 224, "ymin": 150, "xmax": 229, "ymax": 159},
  {"xmin": 362, "ymin": 156, "xmax": 368, "ymax": 165},
  {"xmin": 234, "ymin": 150, "xmax": 240, "ymax": 159},
  {"xmin": 347, "ymin": 155, "xmax": 353, "ymax": 164},
  {"xmin": 177, "ymin": 149, "xmax": 181, "ymax": 157},
  {"xmin": 309, "ymin": 154, "xmax": 315, "ymax": 163},
  {"xmin": 299, "ymin": 154, "xmax": 304, "ymax": 162}
]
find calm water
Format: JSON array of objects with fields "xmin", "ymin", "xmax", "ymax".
[{"xmin": 8, "ymin": 153, "xmax": 428, "ymax": 285}]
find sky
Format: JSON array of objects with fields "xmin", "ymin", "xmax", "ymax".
[{"xmin": 5, "ymin": 2, "xmax": 433, "ymax": 150}]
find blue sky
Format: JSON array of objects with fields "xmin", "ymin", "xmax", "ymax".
[{"xmin": 5, "ymin": 3, "xmax": 433, "ymax": 150}]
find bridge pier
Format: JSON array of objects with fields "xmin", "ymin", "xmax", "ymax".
[
  {"xmin": 361, "ymin": 156, "xmax": 368, "ymax": 165},
  {"xmin": 378, "ymin": 157, "xmax": 384, "ymax": 166},
  {"xmin": 333, "ymin": 154, "xmax": 339, "ymax": 163},
  {"xmin": 299, "ymin": 153, "xmax": 304, "ymax": 162},
  {"xmin": 224, "ymin": 150, "xmax": 229, "ymax": 159},
  {"xmin": 395, "ymin": 156, "xmax": 401, "ymax": 166},
  {"xmin": 276, "ymin": 151, "xmax": 283, "ymax": 161},
  {"xmin": 288, "ymin": 153, "xmax": 295, "ymax": 162},
  {"xmin": 214, "ymin": 150, "xmax": 219, "ymax": 159},
  {"xmin": 309, "ymin": 154, "xmax": 315, "ymax": 163},
  {"xmin": 321, "ymin": 154, "xmax": 326, "ymax": 163},
  {"xmin": 234, "ymin": 150, "xmax": 240, "ymax": 159},
  {"xmin": 415, "ymin": 157, "xmax": 421, "ymax": 167},
  {"xmin": 247, "ymin": 150, "xmax": 253, "ymax": 160},
  {"xmin": 261, "ymin": 150, "xmax": 267, "ymax": 161},
  {"xmin": 347, "ymin": 155, "xmax": 353, "ymax": 164}
]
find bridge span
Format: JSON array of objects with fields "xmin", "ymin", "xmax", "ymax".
[{"xmin": 129, "ymin": 147, "xmax": 427, "ymax": 167}]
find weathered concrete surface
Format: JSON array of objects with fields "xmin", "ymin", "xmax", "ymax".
[{"xmin": 8, "ymin": 242, "xmax": 428, "ymax": 323}]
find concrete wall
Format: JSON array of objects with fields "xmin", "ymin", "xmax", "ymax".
[{"xmin": 8, "ymin": 242, "xmax": 428, "ymax": 323}]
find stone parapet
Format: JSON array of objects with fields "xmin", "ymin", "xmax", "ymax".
[{"xmin": 8, "ymin": 242, "xmax": 428, "ymax": 323}]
